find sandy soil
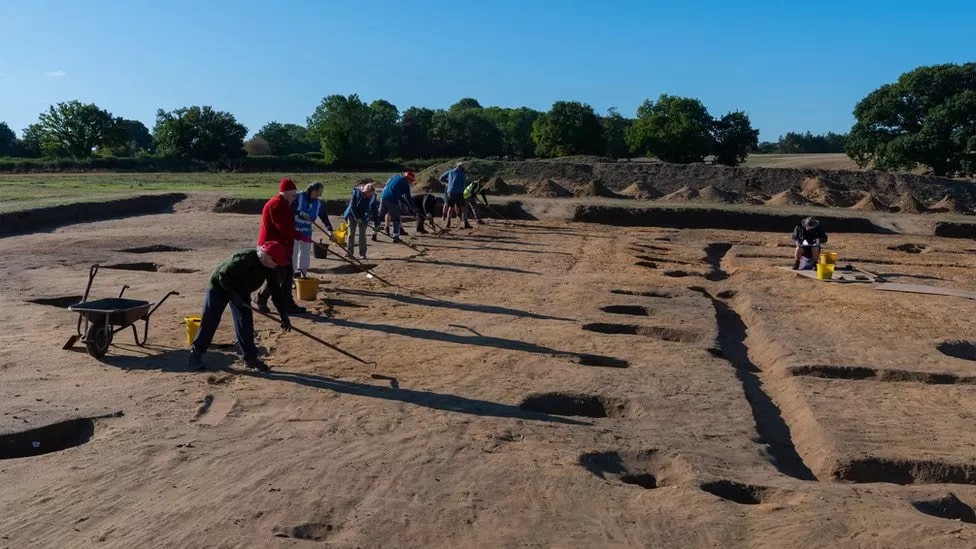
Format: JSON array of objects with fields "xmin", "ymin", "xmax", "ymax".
[{"xmin": 2, "ymin": 204, "xmax": 976, "ymax": 547}]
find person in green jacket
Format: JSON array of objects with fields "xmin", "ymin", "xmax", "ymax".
[
  {"xmin": 188, "ymin": 241, "xmax": 293, "ymax": 372},
  {"xmin": 463, "ymin": 177, "xmax": 489, "ymax": 225}
]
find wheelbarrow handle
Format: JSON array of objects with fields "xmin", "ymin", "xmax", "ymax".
[
  {"xmin": 82, "ymin": 264, "xmax": 99, "ymax": 303},
  {"xmin": 145, "ymin": 291, "xmax": 180, "ymax": 319}
]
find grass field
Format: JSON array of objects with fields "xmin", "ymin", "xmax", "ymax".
[{"xmin": 0, "ymin": 172, "xmax": 390, "ymax": 213}]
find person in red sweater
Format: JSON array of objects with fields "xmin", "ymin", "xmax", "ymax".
[{"xmin": 255, "ymin": 178, "xmax": 312, "ymax": 314}]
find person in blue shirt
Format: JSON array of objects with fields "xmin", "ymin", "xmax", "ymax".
[
  {"xmin": 342, "ymin": 182, "xmax": 377, "ymax": 259},
  {"xmin": 379, "ymin": 171, "xmax": 417, "ymax": 242},
  {"xmin": 291, "ymin": 181, "xmax": 334, "ymax": 278},
  {"xmin": 439, "ymin": 163, "xmax": 471, "ymax": 229}
]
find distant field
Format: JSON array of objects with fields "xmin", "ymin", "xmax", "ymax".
[
  {"xmin": 742, "ymin": 153, "xmax": 861, "ymax": 170},
  {"xmin": 0, "ymin": 172, "xmax": 390, "ymax": 213}
]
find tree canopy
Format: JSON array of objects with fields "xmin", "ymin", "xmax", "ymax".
[{"xmin": 152, "ymin": 106, "xmax": 247, "ymax": 162}]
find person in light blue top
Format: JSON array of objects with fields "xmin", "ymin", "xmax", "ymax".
[
  {"xmin": 439, "ymin": 163, "xmax": 470, "ymax": 229},
  {"xmin": 291, "ymin": 181, "xmax": 333, "ymax": 278},
  {"xmin": 379, "ymin": 171, "xmax": 417, "ymax": 242}
]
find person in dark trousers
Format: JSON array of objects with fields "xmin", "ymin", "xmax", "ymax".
[
  {"xmin": 343, "ymin": 182, "xmax": 378, "ymax": 258},
  {"xmin": 291, "ymin": 181, "xmax": 333, "ymax": 278},
  {"xmin": 255, "ymin": 178, "xmax": 312, "ymax": 314},
  {"xmin": 792, "ymin": 216, "xmax": 828, "ymax": 269},
  {"xmin": 439, "ymin": 163, "xmax": 469, "ymax": 229},
  {"xmin": 189, "ymin": 241, "xmax": 293, "ymax": 372},
  {"xmin": 463, "ymin": 177, "xmax": 489, "ymax": 224},
  {"xmin": 379, "ymin": 171, "xmax": 417, "ymax": 242},
  {"xmin": 410, "ymin": 192, "xmax": 442, "ymax": 234}
]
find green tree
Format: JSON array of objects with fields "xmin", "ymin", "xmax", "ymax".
[
  {"xmin": 0, "ymin": 122, "xmax": 16, "ymax": 156},
  {"xmin": 847, "ymin": 62, "xmax": 976, "ymax": 176},
  {"xmin": 531, "ymin": 101, "xmax": 605, "ymax": 157},
  {"xmin": 18, "ymin": 124, "xmax": 44, "ymax": 157},
  {"xmin": 626, "ymin": 95, "xmax": 713, "ymax": 163},
  {"xmin": 256, "ymin": 122, "xmax": 317, "ymax": 155},
  {"xmin": 366, "ymin": 99, "xmax": 400, "ymax": 160},
  {"xmin": 108, "ymin": 119, "xmax": 153, "ymax": 155},
  {"xmin": 306, "ymin": 94, "xmax": 371, "ymax": 164},
  {"xmin": 450, "ymin": 98, "xmax": 483, "ymax": 112},
  {"xmin": 711, "ymin": 111, "xmax": 759, "ymax": 166},
  {"xmin": 152, "ymin": 106, "xmax": 247, "ymax": 162},
  {"xmin": 36, "ymin": 100, "xmax": 124, "ymax": 158},
  {"xmin": 399, "ymin": 107, "xmax": 435, "ymax": 159},
  {"xmin": 482, "ymin": 107, "xmax": 541, "ymax": 158},
  {"xmin": 602, "ymin": 108, "xmax": 632, "ymax": 159}
]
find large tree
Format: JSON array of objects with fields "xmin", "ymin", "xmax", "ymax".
[
  {"xmin": 36, "ymin": 100, "xmax": 124, "ymax": 158},
  {"xmin": 255, "ymin": 122, "xmax": 317, "ymax": 155},
  {"xmin": 399, "ymin": 107, "xmax": 435, "ymax": 159},
  {"xmin": 711, "ymin": 111, "xmax": 759, "ymax": 166},
  {"xmin": 531, "ymin": 101, "xmax": 605, "ymax": 157},
  {"xmin": 152, "ymin": 106, "xmax": 247, "ymax": 162},
  {"xmin": 847, "ymin": 62, "xmax": 976, "ymax": 176},
  {"xmin": 627, "ymin": 95, "xmax": 714, "ymax": 163},
  {"xmin": 602, "ymin": 108, "xmax": 632, "ymax": 159},
  {"xmin": 0, "ymin": 122, "xmax": 16, "ymax": 156},
  {"xmin": 306, "ymin": 94, "xmax": 371, "ymax": 164},
  {"xmin": 366, "ymin": 100, "xmax": 400, "ymax": 160},
  {"xmin": 18, "ymin": 124, "xmax": 45, "ymax": 157},
  {"xmin": 109, "ymin": 119, "xmax": 154, "ymax": 155}
]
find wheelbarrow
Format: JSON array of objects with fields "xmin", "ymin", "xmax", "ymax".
[{"xmin": 64, "ymin": 265, "xmax": 179, "ymax": 358}]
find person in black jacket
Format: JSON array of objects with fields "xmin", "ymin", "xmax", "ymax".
[
  {"xmin": 409, "ymin": 192, "xmax": 443, "ymax": 234},
  {"xmin": 792, "ymin": 216, "xmax": 828, "ymax": 269}
]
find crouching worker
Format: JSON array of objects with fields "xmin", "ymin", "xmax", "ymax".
[
  {"xmin": 188, "ymin": 241, "xmax": 293, "ymax": 373},
  {"xmin": 411, "ymin": 191, "xmax": 442, "ymax": 234},
  {"xmin": 792, "ymin": 216, "xmax": 828, "ymax": 270}
]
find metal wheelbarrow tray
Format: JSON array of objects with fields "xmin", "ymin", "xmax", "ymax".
[{"xmin": 65, "ymin": 265, "xmax": 179, "ymax": 358}]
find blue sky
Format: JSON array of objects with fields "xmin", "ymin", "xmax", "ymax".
[{"xmin": 1, "ymin": 0, "xmax": 973, "ymax": 142}]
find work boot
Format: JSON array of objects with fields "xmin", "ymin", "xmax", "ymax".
[
  {"xmin": 188, "ymin": 350, "xmax": 204, "ymax": 371},
  {"xmin": 792, "ymin": 260, "xmax": 800, "ymax": 270},
  {"xmin": 463, "ymin": 222, "xmax": 472, "ymax": 229},
  {"xmin": 371, "ymin": 233, "xmax": 378, "ymax": 242},
  {"xmin": 392, "ymin": 237, "xmax": 402, "ymax": 243},
  {"xmin": 417, "ymin": 227, "xmax": 428, "ymax": 235},
  {"xmin": 254, "ymin": 299, "xmax": 271, "ymax": 314},
  {"xmin": 243, "ymin": 357, "xmax": 270, "ymax": 372}
]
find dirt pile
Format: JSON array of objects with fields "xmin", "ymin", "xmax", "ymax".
[
  {"xmin": 659, "ymin": 186, "xmax": 699, "ymax": 202},
  {"xmin": 528, "ymin": 179, "xmax": 572, "ymax": 198},
  {"xmin": 413, "ymin": 176, "xmax": 444, "ymax": 194},
  {"xmin": 484, "ymin": 176, "xmax": 511, "ymax": 195},
  {"xmin": 895, "ymin": 192, "xmax": 925, "ymax": 214},
  {"xmin": 573, "ymin": 179, "xmax": 620, "ymax": 198},
  {"xmin": 619, "ymin": 181, "xmax": 659, "ymax": 199},
  {"xmin": 929, "ymin": 194, "xmax": 971, "ymax": 214},
  {"xmin": 799, "ymin": 176, "xmax": 851, "ymax": 207},
  {"xmin": 765, "ymin": 188, "xmax": 813, "ymax": 206},
  {"xmin": 849, "ymin": 192, "xmax": 889, "ymax": 212},
  {"xmin": 697, "ymin": 186, "xmax": 737, "ymax": 204}
]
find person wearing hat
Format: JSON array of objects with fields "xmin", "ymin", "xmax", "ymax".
[
  {"xmin": 792, "ymin": 216, "xmax": 828, "ymax": 270},
  {"xmin": 292, "ymin": 181, "xmax": 334, "ymax": 278},
  {"xmin": 343, "ymin": 181, "xmax": 378, "ymax": 258},
  {"xmin": 439, "ymin": 163, "xmax": 470, "ymax": 229},
  {"xmin": 463, "ymin": 176, "xmax": 489, "ymax": 225},
  {"xmin": 379, "ymin": 171, "xmax": 418, "ymax": 243},
  {"xmin": 255, "ymin": 178, "xmax": 312, "ymax": 314},
  {"xmin": 188, "ymin": 241, "xmax": 293, "ymax": 373}
]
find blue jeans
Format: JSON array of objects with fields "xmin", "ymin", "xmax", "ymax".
[
  {"xmin": 191, "ymin": 286, "xmax": 258, "ymax": 360},
  {"xmin": 381, "ymin": 198, "xmax": 403, "ymax": 238}
]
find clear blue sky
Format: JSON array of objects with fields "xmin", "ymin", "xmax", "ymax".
[{"xmin": 1, "ymin": 0, "xmax": 973, "ymax": 142}]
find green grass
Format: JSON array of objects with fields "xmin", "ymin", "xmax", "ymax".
[{"xmin": 0, "ymin": 172, "xmax": 391, "ymax": 213}]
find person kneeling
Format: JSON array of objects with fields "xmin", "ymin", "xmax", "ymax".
[
  {"xmin": 792, "ymin": 216, "xmax": 828, "ymax": 270},
  {"xmin": 188, "ymin": 241, "xmax": 293, "ymax": 372}
]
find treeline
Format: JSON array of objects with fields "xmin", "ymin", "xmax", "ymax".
[
  {"xmin": 0, "ymin": 94, "xmax": 760, "ymax": 171},
  {"xmin": 757, "ymin": 131, "xmax": 848, "ymax": 154}
]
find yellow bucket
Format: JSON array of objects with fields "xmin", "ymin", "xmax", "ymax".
[
  {"xmin": 333, "ymin": 222, "xmax": 348, "ymax": 246},
  {"xmin": 816, "ymin": 263, "xmax": 835, "ymax": 280},
  {"xmin": 295, "ymin": 277, "xmax": 320, "ymax": 301},
  {"xmin": 819, "ymin": 251, "xmax": 838, "ymax": 265},
  {"xmin": 184, "ymin": 315, "xmax": 202, "ymax": 346}
]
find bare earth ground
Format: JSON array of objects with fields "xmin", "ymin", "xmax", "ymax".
[{"xmin": 2, "ymin": 202, "xmax": 976, "ymax": 548}]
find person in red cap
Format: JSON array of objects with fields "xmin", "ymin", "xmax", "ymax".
[
  {"xmin": 188, "ymin": 241, "xmax": 293, "ymax": 372},
  {"xmin": 255, "ymin": 178, "xmax": 312, "ymax": 314}
]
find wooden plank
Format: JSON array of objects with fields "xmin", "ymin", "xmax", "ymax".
[{"xmin": 874, "ymin": 283, "xmax": 976, "ymax": 300}]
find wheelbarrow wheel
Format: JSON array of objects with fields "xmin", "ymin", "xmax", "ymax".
[{"xmin": 85, "ymin": 325, "xmax": 112, "ymax": 358}]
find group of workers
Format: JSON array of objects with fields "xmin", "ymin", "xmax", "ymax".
[{"xmin": 187, "ymin": 163, "xmax": 490, "ymax": 372}]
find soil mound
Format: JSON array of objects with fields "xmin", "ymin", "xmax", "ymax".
[
  {"xmin": 413, "ymin": 176, "xmax": 444, "ymax": 194},
  {"xmin": 697, "ymin": 185, "xmax": 737, "ymax": 203},
  {"xmin": 619, "ymin": 181, "xmax": 659, "ymax": 199},
  {"xmin": 766, "ymin": 188, "xmax": 813, "ymax": 206},
  {"xmin": 849, "ymin": 192, "xmax": 888, "ymax": 212},
  {"xmin": 484, "ymin": 176, "xmax": 511, "ymax": 195},
  {"xmin": 799, "ymin": 176, "xmax": 848, "ymax": 206},
  {"xmin": 929, "ymin": 194, "xmax": 971, "ymax": 214},
  {"xmin": 528, "ymin": 179, "xmax": 572, "ymax": 198},
  {"xmin": 895, "ymin": 192, "xmax": 925, "ymax": 214},
  {"xmin": 660, "ymin": 186, "xmax": 699, "ymax": 202},
  {"xmin": 574, "ymin": 179, "xmax": 619, "ymax": 198}
]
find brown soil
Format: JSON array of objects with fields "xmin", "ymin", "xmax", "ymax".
[
  {"xmin": 929, "ymin": 194, "xmax": 971, "ymax": 214},
  {"xmin": 799, "ymin": 176, "xmax": 853, "ymax": 207},
  {"xmin": 660, "ymin": 185, "xmax": 699, "ymax": 202},
  {"xmin": 896, "ymin": 192, "xmax": 926, "ymax": 213},
  {"xmin": 528, "ymin": 178, "xmax": 572, "ymax": 198},
  {"xmin": 4, "ymin": 197, "xmax": 976, "ymax": 546},
  {"xmin": 697, "ymin": 185, "xmax": 737, "ymax": 204},
  {"xmin": 413, "ymin": 176, "xmax": 445, "ymax": 194},
  {"xmin": 619, "ymin": 181, "xmax": 660, "ymax": 199},
  {"xmin": 765, "ymin": 188, "xmax": 813, "ymax": 206},
  {"xmin": 850, "ymin": 192, "xmax": 889, "ymax": 212},
  {"xmin": 483, "ymin": 176, "xmax": 511, "ymax": 195},
  {"xmin": 573, "ymin": 179, "xmax": 620, "ymax": 199}
]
